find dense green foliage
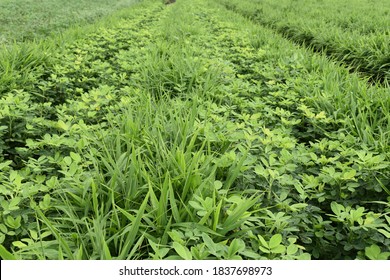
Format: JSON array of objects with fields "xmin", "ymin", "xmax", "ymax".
[
  {"xmin": 217, "ymin": 0, "xmax": 390, "ymax": 85},
  {"xmin": 0, "ymin": 0, "xmax": 139, "ymax": 43},
  {"xmin": 0, "ymin": 0, "xmax": 389, "ymax": 260}
]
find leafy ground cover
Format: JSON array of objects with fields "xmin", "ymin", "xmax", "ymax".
[
  {"xmin": 0, "ymin": 0, "xmax": 390, "ymax": 260},
  {"xmin": 0, "ymin": 0, "xmax": 139, "ymax": 44},
  {"xmin": 217, "ymin": 0, "xmax": 390, "ymax": 86}
]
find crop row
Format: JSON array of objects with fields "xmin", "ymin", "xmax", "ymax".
[
  {"xmin": 0, "ymin": 0, "xmax": 389, "ymax": 259},
  {"xmin": 216, "ymin": 0, "xmax": 390, "ymax": 85},
  {"xmin": 0, "ymin": 0, "xmax": 140, "ymax": 44}
]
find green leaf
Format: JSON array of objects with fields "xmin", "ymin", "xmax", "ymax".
[
  {"xmin": 385, "ymin": 215, "xmax": 390, "ymax": 225},
  {"xmin": 8, "ymin": 197, "xmax": 21, "ymax": 210},
  {"xmin": 189, "ymin": 200, "xmax": 203, "ymax": 211},
  {"xmin": 29, "ymin": 230, "xmax": 38, "ymax": 240},
  {"xmin": 5, "ymin": 216, "xmax": 21, "ymax": 229},
  {"xmin": 149, "ymin": 240, "xmax": 170, "ymax": 259},
  {"xmin": 43, "ymin": 194, "xmax": 51, "ymax": 207},
  {"xmin": 259, "ymin": 246, "xmax": 270, "ymax": 254},
  {"xmin": 349, "ymin": 207, "xmax": 365, "ymax": 223},
  {"xmin": 241, "ymin": 249, "xmax": 261, "ymax": 259},
  {"xmin": 287, "ymin": 244, "xmax": 298, "ymax": 255},
  {"xmin": 70, "ymin": 152, "xmax": 81, "ymax": 162},
  {"xmin": 202, "ymin": 233, "xmax": 217, "ymax": 253},
  {"xmin": 102, "ymin": 240, "xmax": 112, "ymax": 260},
  {"xmin": 168, "ymin": 182, "xmax": 181, "ymax": 223},
  {"xmin": 378, "ymin": 229, "xmax": 390, "ymax": 239},
  {"xmin": 36, "ymin": 208, "xmax": 74, "ymax": 259},
  {"xmin": 0, "ymin": 233, "xmax": 5, "ymax": 244},
  {"xmin": 297, "ymin": 253, "xmax": 311, "ymax": 260},
  {"xmin": 168, "ymin": 230, "xmax": 185, "ymax": 244},
  {"xmin": 116, "ymin": 192, "xmax": 149, "ymax": 260},
  {"xmin": 342, "ymin": 169, "xmax": 356, "ymax": 180},
  {"xmin": 0, "ymin": 224, "xmax": 8, "ymax": 234},
  {"xmin": 12, "ymin": 241, "xmax": 27, "ymax": 248},
  {"xmin": 269, "ymin": 234, "xmax": 282, "ymax": 249},
  {"xmin": 257, "ymin": 235, "xmax": 269, "ymax": 249},
  {"xmin": 0, "ymin": 245, "xmax": 16, "ymax": 260},
  {"xmin": 214, "ymin": 180, "xmax": 223, "ymax": 190},
  {"xmin": 294, "ymin": 183, "xmax": 305, "ymax": 196},
  {"xmin": 57, "ymin": 120, "xmax": 69, "ymax": 131},
  {"xmin": 172, "ymin": 242, "xmax": 192, "ymax": 260},
  {"xmin": 228, "ymin": 239, "xmax": 245, "ymax": 257},
  {"xmin": 330, "ymin": 202, "xmax": 344, "ymax": 216},
  {"xmin": 365, "ymin": 244, "xmax": 381, "ymax": 260},
  {"xmin": 254, "ymin": 165, "xmax": 267, "ymax": 178},
  {"xmin": 63, "ymin": 156, "xmax": 72, "ymax": 166},
  {"xmin": 220, "ymin": 194, "xmax": 258, "ymax": 235},
  {"xmin": 0, "ymin": 161, "xmax": 12, "ymax": 170},
  {"xmin": 271, "ymin": 244, "xmax": 286, "ymax": 254},
  {"xmin": 75, "ymin": 244, "xmax": 84, "ymax": 260}
]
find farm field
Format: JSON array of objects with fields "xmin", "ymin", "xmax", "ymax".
[
  {"xmin": 218, "ymin": 0, "xmax": 390, "ymax": 85},
  {"xmin": 0, "ymin": 0, "xmax": 390, "ymax": 260},
  {"xmin": 0, "ymin": 0, "xmax": 139, "ymax": 44}
]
